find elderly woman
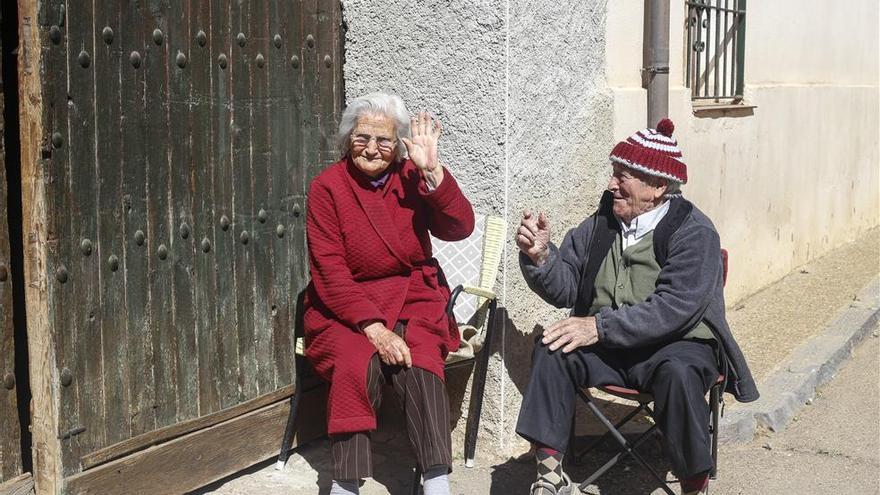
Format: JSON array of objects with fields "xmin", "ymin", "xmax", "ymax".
[{"xmin": 303, "ymin": 92, "xmax": 474, "ymax": 495}]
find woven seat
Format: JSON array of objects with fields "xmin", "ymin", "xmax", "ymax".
[
  {"xmin": 274, "ymin": 215, "xmax": 505, "ymax": 495},
  {"xmin": 600, "ymin": 374, "xmax": 725, "ymax": 403}
]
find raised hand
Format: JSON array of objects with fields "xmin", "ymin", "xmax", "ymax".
[
  {"xmin": 401, "ymin": 111, "xmax": 444, "ymax": 188},
  {"xmin": 517, "ymin": 209, "xmax": 551, "ymax": 266}
]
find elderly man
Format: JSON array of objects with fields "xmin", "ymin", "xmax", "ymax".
[{"xmin": 515, "ymin": 119, "xmax": 758, "ymax": 495}]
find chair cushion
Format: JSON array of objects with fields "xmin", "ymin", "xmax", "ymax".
[
  {"xmin": 599, "ymin": 385, "xmax": 655, "ymax": 403},
  {"xmin": 598, "ymin": 375, "xmax": 725, "ymax": 403}
]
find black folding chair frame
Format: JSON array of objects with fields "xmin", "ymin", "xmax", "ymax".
[{"xmin": 570, "ymin": 380, "xmax": 723, "ymax": 494}]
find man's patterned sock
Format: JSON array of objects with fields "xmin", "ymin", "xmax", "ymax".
[{"xmin": 535, "ymin": 446, "xmax": 565, "ymax": 490}]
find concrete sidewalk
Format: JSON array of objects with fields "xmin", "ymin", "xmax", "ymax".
[{"xmin": 192, "ymin": 230, "xmax": 880, "ymax": 494}]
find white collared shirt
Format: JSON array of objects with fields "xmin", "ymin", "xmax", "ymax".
[{"xmin": 617, "ymin": 200, "xmax": 670, "ymax": 251}]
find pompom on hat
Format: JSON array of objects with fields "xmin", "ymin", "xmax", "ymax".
[{"xmin": 609, "ymin": 118, "xmax": 687, "ymax": 184}]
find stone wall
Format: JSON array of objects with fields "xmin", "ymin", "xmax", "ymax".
[{"xmin": 341, "ymin": 0, "xmax": 613, "ymax": 455}]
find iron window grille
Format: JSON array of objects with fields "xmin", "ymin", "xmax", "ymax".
[{"xmin": 686, "ymin": 0, "xmax": 747, "ymax": 102}]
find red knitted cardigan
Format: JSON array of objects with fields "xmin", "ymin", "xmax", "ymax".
[{"xmin": 303, "ymin": 157, "xmax": 474, "ymax": 434}]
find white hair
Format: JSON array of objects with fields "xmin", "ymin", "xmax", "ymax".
[
  {"xmin": 664, "ymin": 179, "xmax": 682, "ymax": 199},
  {"xmin": 337, "ymin": 92, "xmax": 411, "ymax": 161}
]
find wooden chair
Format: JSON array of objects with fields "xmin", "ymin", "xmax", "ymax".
[
  {"xmin": 570, "ymin": 249, "xmax": 730, "ymax": 494},
  {"xmin": 274, "ymin": 215, "xmax": 506, "ymax": 491}
]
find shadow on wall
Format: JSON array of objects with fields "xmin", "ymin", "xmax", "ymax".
[
  {"xmin": 490, "ymin": 309, "xmax": 675, "ymax": 493},
  {"xmin": 498, "ymin": 307, "xmax": 538, "ymax": 398},
  {"xmin": 492, "ymin": 305, "xmax": 670, "ymax": 491},
  {"xmin": 497, "ymin": 307, "xmax": 652, "ymax": 438}
]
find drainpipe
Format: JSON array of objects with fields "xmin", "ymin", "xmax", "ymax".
[{"xmin": 644, "ymin": 0, "xmax": 670, "ymax": 127}]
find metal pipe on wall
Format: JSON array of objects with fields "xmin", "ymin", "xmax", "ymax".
[{"xmin": 644, "ymin": 0, "xmax": 670, "ymax": 128}]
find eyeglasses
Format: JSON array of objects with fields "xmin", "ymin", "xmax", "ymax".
[{"xmin": 351, "ymin": 133, "xmax": 397, "ymax": 152}]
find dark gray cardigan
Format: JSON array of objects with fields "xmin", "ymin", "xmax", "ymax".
[{"xmin": 520, "ymin": 192, "xmax": 759, "ymax": 403}]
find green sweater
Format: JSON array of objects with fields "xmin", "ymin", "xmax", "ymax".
[{"xmin": 589, "ymin": 231, "xmax": 715, "ymax": 341}]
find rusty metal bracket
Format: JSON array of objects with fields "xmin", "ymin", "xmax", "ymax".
[
  {"xmin": 58, "ymin": 426, "xmax": 86, "ymax": 440},
  {"xmin": 642, "ymin": 65, "xmax": 670, "ymax": 74}
]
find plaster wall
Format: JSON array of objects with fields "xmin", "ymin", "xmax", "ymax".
[
  {"xmin": 607, "ymin": 1, "xmax": 880, "ymax": 304},
  {"xmin": 340, "ymin": 0, "xmax": 613, "ymax": 455}
]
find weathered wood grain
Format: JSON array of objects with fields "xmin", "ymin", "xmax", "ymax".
[
  {"xmin": 144, "ymin": 2, "xmax": 180, "ymax": 430},
  {"xmin": 230, "ymin": 0, "xmax": 258, "ymax": 405},
  {"xmin": 80, "ymin": 385, "xmax": 293, "ymax": 470},
  {"xmin": 18, "ymin": 0, "xmax": 344, "ymax": 486},
  {"xmin": 301, "ymin": 0, "xmax": 320, "ymax": 184},
  {"xmin": 17, "ymin": 1, "xmax": 63, "ymax": 492},
  {"xmin": 190, "ymin": 0, "xmax": 221, "ymax": 417},
  {"xmin": 288, "ymin": 0, "xmax": 309, "ymax": 375},
  {"xmin": 121, "ymin": 0, "xmax": 157, "ymax": 438},
  {"xmin": 166, "ymin": 0, "xmax": 199, "ymax": 424},
  {"xmin": 0, "ymin": 472, "xmax": 35, "ymax": 495},
  {"xmin": 65, "ymin": 0, "xmax": 106, "ymax": 468},
  {"xmin": 268, "ymin": 0, "xmax": 294, "ymax": 389},
  {"xmin": 0, "ymin": 13, "xmax": 24, "ymax": 481},
  {"xmin": 212, "ymin": 0, "xmax": 241, "ymax": 411},
  {"xmin": 94, "ymin": 0, "xmax": 130, "ymax": 450},
  {"xmin": 39, "ymin": 0, "xmax": 80, "ymax": 477},
  {"xmin": 65, "ymin": 388, "xmax": 326, "ymax": 495},
  {"xmin": 248, "ymin": 0, "xmax": 275, "ymax": 397}
]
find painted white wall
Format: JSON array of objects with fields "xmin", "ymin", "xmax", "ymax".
[{"xmin": 607, "ymin": 0, "xmax": 880, "ymax": 303}]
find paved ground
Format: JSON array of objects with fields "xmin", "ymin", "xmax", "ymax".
[
  {"xmin": 709, "ymin": 329, "xmax": 879, "ymax": 495},
  {"xmin": 192, "ymin": 230, "xmax": 880, "ymax": 495},
  {"xmin": 727, "ymin": 228, "xmax": 879, "ymax": 382},
  {"xmin": 194, "ymin": 329, "xmax": 879, "ymax": 495}
]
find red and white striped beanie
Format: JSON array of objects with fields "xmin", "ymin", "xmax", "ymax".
[{"xmin": 609, "ymin": 118, "xmax": 687, "ymax": 184}]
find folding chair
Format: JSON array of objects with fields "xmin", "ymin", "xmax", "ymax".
[
  {"xmin": 570, "ymin": 249, "xmax": 730, "ymax": 494},
  {"xmin": 274, "ymin": 215, "xmax": 505, "ymax": 493}
]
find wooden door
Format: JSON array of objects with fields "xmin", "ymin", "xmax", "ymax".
[
  {"xmin": 17, "ymin": 1, "xmax": 342, "ymax": 492},
  {"xmin": 0, "ymin": 8, "xmax": 24, "ymax": 482}
]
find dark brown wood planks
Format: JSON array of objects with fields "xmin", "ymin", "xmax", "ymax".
[
  {"xmin": 144, "ymin": 1, "xmax": 179, "ymax": 431},
  {"xmin": 268, "ymin": 0, "xmax": 294, "ymax": 389},
  {"xmin": 166, "ymin": 0, "xmax": 199, "ymax": 424},
  {"xmin": 190, "ymin": 0, "xmax": 221, "ymax": 417},
  {"xmin": 212, "ymin": 0, "xmax": 242, "ymax": 411},
  {"xmin": 0, "ymin": 14, "xmax": 24, "ymax": 480},
  {"xmin": 19, "ymin": 0, "xmax": 345, "ymax": 483},
  {"xmin": 230, "ymin": 0, "xmax": 257, "ymax": 405},
  {"xmin": 120, "ymin": 0, "xmax": 157, "ymax": 439},
  {"xmin": 65, "ymin": 0, "xmax": 106, "ymax": 470},
  {"xmin": 249, "ymin": 0, "xmax": 275, "ymax": 399},
  {"xmin": 94, "ymin": 0, "xmax": 130, "ymax": 450},
  {"xmin": 42, "ymin": 0, "xmax": 79, "ymax": 476}
]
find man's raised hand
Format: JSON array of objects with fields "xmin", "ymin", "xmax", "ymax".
[{"xmin": 516, "ymin": 210, "xmax": 551, "ymax": 266}]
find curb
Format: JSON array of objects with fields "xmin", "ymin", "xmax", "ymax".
[{"xmin": 719, "ymin": 276, "xmax": 880, "ymax": 444}]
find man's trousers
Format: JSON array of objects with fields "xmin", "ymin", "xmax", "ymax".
[{"xmin": 516, "ymin": 337, "xmax": 720, "ymax": 478}]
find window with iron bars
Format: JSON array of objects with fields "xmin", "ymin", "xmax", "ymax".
[{"xmin": 686, "ymin": 0, "xmax": 747, "ymax": 103}]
